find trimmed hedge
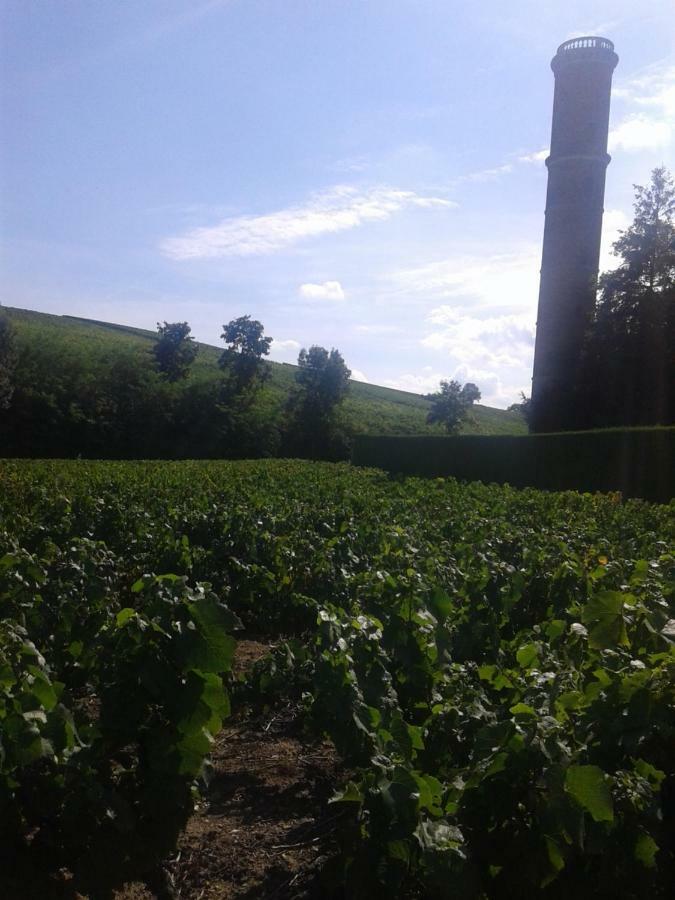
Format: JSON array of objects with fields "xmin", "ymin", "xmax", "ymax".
[{"xmin": 352, "ymin": 427, "xmax": 675, "ymax": 502}]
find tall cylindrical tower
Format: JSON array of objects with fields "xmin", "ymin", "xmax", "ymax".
[{"xmin": 531, "ymin": 37, "xmax": 618, "ymax": 433}]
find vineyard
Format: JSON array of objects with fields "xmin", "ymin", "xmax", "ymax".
[{"xmin": 1, "ymin": 459, "xmax": 673, "ymax": 898}]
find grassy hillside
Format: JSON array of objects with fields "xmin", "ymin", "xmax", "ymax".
[{"xmin": 4, "ymin": 306, "xmax": 526, "ymax": 436}]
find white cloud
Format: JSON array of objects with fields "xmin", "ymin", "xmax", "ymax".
[
  {"xmin": 610, "ymin": 63, "xmax": 675, "ymax": 153},
  {"xmin": 387, "ymin": 246, "xmax": 540, "ymax": 311},
  {"xmin": 383, "ymin": 366, "xmax": 523, "ymax": 408},
  {"xmin": 272, "ymin": 338, "xmax": 301, "ymax": 351},
  {"xmin": 384, "ymin": 372, "xmax": 444, "ymax": 394},
  {"xmin": 161, "ymin": 185, "xmax": 455, "ymax": 260},
  {"xmin": 565, "ymin": 22, "xmax": 621, "ymax": 41},
  {"xmin": 518, "ymin": 148, "xmax": 548, "ymax": 164},
  {"xmin": 458, "ymin": 163, "xmax": 514, "ymax": 183},
  {"xmin": 354, "ymin": 323, "xmax": 403, "ymax": 335},
  {"xmin": 350, "ymin": 369, "xmax": 369, "ymax": 383},
  {"xmin": 421, "ymin": 309, "xmax": 535, "ymax": 370},
  {"xmin": 270, "ymin": 338, "xmax": 301, "ymax": 362},
  {"xmin": 600, "ymin": 208, "xmax": 630, "ymax": 272},
  {"xmin": 299, "ymin": 280, "xmax": 345, "ymax": 301},
  {"xmin": 609, "ymin": 115, "xmax": 671, "ymax": 152}
]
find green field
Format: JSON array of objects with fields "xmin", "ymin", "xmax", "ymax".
[
  {"xmin": 2, "ymin": 306, "xmax": 527, "ymax": 437},
  {"xmin": 1, "ymin": 459, "xmax": 672, "ymax": 897}
]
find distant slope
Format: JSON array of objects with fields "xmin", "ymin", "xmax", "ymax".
[{"xmin": 4, "ymin": 307, "xmax": 527, "ymax": 436}]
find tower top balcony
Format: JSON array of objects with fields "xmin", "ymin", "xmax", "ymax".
[{"xmin": 552, "ymin": 36, "xmax": 618, "ymax": 73}]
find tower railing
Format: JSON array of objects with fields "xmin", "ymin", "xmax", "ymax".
[{"xmin": 557, "ymin": 36, "xmax": 614, "ymax": 53}]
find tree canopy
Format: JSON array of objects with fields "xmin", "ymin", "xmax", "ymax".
[
  {"xmin": 576, "ymin": 167, "xmax": 675, "ymax": 428},
  {"xmin": 426, "ymin": 380, "xmax": 481, "ymax": 433},
  {"xmin": 0, "ymin": 311, "xmax": 18, "ymax": 410},
  {"xmin": 153, "ymin": 321, "xmax": 198, "ymax": 382},
  {"xmin": 219, "ymin": 315, "xmax": 272, "ymax": 393},
  {"xmin": 285, "ymin": 346, "xmax": 351, "ymax": 458}
]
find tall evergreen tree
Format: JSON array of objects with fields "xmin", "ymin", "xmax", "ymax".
[{"xmin": 577, "ymin": 167, "xmax": 675, "ymax": 428}]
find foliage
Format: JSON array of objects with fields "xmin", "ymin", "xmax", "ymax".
[
  {"xmin": 426, "ymin": 380, "xmax": 482, "ymax": 433},
  {"xmin": 0, "ymin": 458, "xmax": 673, "ymax": 897},
  {"xmin": 0, "ymin": 307, "xmax": 526, "ymax": 460},
  {"xmin": 0, "ymin": 517, "xmax": 238, "ymax": 893},
  {"xmin": 219, "ymin": 315, "xmax": 272, "ymax": 395},
  {"xmin": 0, "ymin": 311, "xmax": 18, "ymax": 410},
  {"xmin": 153, "ymin": 320, "xmax": 199, "ymax": 381},
  {"xmin": 578, "ymin": 167, "xmax": 675, "ymax": 428},
  {"xmin": 508, "ymin": 391, "xmax": 533, "ymax": 428},
  {"xmin": 285, "ymin": 345, "xmax": 352, "ymax": 459}
]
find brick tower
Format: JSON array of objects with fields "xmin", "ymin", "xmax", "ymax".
[{"xmin": 531, "ymin": 37, "xmax": 618, "ymax": 432}]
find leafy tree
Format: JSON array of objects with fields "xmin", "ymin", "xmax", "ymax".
[
  {"xmin": 0, "ymin": 311, "xmax": 18, "ymax": 410},
  {"xmin": 577, "ymin": 167, "xmax": 675, "ymax": 428},
  {"xmin": 219, "ymin": 315, "xmax": 272, "ymax": 393},
  {"xmin": 285, "ymin": 346, "xmax": 351, "ymax": 459},
  {"xmin": 508, "ymin": 392, "xmax": 533, "ymax": 428},
  {"xmin": 426, "ymin": 380, "xmax": 481, "ymax": 433},
  {"xmin": 153, "ymin": 321, "xmax": 198, "ymax": 382}
]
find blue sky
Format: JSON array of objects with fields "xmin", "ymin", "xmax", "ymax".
[{"xmin": 1, "ymin": 0, "xmax": 673, "ymax": 406}]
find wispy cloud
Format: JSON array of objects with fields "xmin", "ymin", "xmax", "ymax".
[
  {"xmin": 383, "ymin": 364, "xmax": 524, "ymax": 408},
  {"xmin": 386, "ymin": 246, "xmax": 540, "ymax": 310},
  {"xmin": 383, "ymin": 371, "xmax": 445, "ymax": 394},
  {"xmin": 354, "ymin": 323, "xmax": 404, "ymax": 335},
  {"xmin": 161, "ymin": 185, "xmax": 456, "ymax": 260},
  {"xmin": 299, "ymin": 281, "xmax": 345, "ymax": 301},
  {"xmin": 518, "ymin": 148, "xmax": 548, "ymax": 165},
  {"xmin": 600, "ymin": 208, "xmax": 631, "ymax": 272},
  {"xmin": 422, "ymin": 308, "xmax": 535, "ymax": 368},
  {"xmin": 382, "ymin": 248, "xmax": 540, "ymax": 408},
  {"xmin": 415, "ymin": 308, "xmax": 536, "ymax": 407},
  {"xmin": 565, "ymin": 21, "xmax": 622, "ymax": 40},
  {"xmin": 609, "ymin": 115, "xmax": 671, "ymax": 152},
  {"xmin": 457, "ymin": 163, "xmax": 514, "ymax": 183},
  {"xmin": 269, "ymin": 338, "xmax": 301, "ymax": 363},
  {"xmin": 610, "ymin": 62, "xmax": 675, "ymax": 152},
  {"xmin": 350, "ymin": 369, "xmax": 369, "ymax": 383}
]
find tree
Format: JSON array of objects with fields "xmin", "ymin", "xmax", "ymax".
[
  {"xmin": 508, "ymin": 392, "xmax": 533, "ymax": 428},
  {"xmin": 577, "ymin": 167, "xmax": 675, "ymax": 427},
  {"xmin": 153, "ymin": 321, "xmax": 198, "ymax": 382},
  {"xmin": 285, "ymin": 346, "xmax": 351, "ymax": 459},
  {"xmin": 219, "ymin": 315, "xmax": 272, "ymax": 393},
  {"xmin": 426, "ymin": 380, "xmax": 481, "ymax": 433},
  {"xmin": 0, "ymin": 311, "xmax": 18, "ymax": 410}
]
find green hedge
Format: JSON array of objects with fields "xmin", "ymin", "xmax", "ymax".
[{"xmin": 352, "ymin": 427, "xmax": 675, "ymax": 502}]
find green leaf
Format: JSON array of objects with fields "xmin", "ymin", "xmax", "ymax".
[
  {"xmin": 545, "ymin": 835, "xmax": 565, "ymax": 872},
  {"xmin": 565, "ymin": 765, "xmax": 614, "ymax": 823},
  {"xmin": 116, "ymin": 608, "xmax": 137, "ymax": 627},
  {"xmin": 429, "ymin": 588, "xmax": 453, "ymax": 623},
  {"xmin": 516, "ymin": 643, "xmax": 539, "ymax": 668},
  {"xmin": 634, "ymin": 833, "xmax": 658, "ymax": 868},
  {"xmin": 509, "ymin": 702, "xmax": 536, "ymax": 719},
  {"xmin": 581, "ymin": 591, "xmax": 630, "ymax": 649},
  {"xmin": 330, "ymin": 780, "xmax": 363, "ymax": 803},
  {"xmin": 27, "ymin": 668, "xmax": 59, "ymax": 711},
  {"xmin": 184, "ymin": 596, "xmax": 238, "ymax": 672}
]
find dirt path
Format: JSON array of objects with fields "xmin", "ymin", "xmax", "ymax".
[{"xmin": 166, "ymin": 639, "xmax": 346, "ymax": 899}]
